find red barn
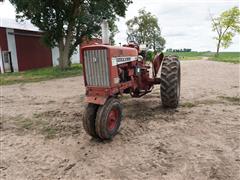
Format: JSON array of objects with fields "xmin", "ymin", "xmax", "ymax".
[
  {"xmin": 0, "ymin": 19, "xmax": 54, "ymax": 73},
  {"xmin": 0, "ymin": 19, "xmax": 102, "ymax": 73}
]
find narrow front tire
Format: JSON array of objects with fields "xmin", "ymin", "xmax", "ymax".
[
  {"xmin": 95, "ymin": 98, "xmax": 123, "ymax": 140},
  {"xmin": 83, "ymin": 103, "xmax": 99, "ymax": 138}
]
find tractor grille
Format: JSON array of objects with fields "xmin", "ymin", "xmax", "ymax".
[{"xmin": 84, "ymin": 49, "xmax": 110, "ymax": 87}]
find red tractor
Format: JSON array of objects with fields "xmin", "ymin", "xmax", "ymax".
[{"xmin": 81, "ymin": 21, "xmax": 180, "ymax": 140}]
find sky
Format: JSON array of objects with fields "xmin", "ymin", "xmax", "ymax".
[{"xmin": 0, "ymin": 0, "xmax": 239, "ymax": 52}]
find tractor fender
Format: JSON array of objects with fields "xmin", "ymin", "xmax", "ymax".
[{"xmin": 152, "ymin": 52, "xmax": 164, "ymax": 77}]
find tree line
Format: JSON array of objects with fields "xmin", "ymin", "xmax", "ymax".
[{"xmin": 166, "ymin": 48, "xmax": 192, "ymax": 52}]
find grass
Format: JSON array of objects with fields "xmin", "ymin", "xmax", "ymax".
[
  {"xmin": 165, "ymin": 51, "xmax": 209, "ymax": 60},
  {"xmin": 181, "ymin": 102, "xmax": 196, "ymax": 108},
  {"xmin": 164, "ymin": 51, "xmax": 240, "ymax": 63},
  {"xmin": 181, "ymin": 96, "xmax": 240, "ymax": 109},
  {"xmin": 15, "ymin": 118, "xmax": 34, "ymax": 130},
  {"xmin": 218, "ymin": 96, "xmax": 240, "ymax": 105},
  {"xmin": 208, "ymin": 52, "xmax": 240, "ymax": 63},
  {"xmin": 0, "ymin": 64, "xmax": 82, "ymax": 85},
  {"xmin": 181, "ymin": 99, "xmax": 217, "ymax": 108},
  {"xmin": 41, "ymin": 126, "xmax": 58, "ymax": 139},
  {"xmin": 12, "ymin": 115, "xmax": 58, "ymax": 139}
]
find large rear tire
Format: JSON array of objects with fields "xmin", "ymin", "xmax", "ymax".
[
  {"xmin": 95, "ymin": 98, "xmax": 123, "ymax": 140},
  {"xmin": 160, "ymin": 56, "xmax": 181, "ymax": 108},
  {"xmin": 83, "ymin": 103, "xmax": 99, "ymax": 138}
]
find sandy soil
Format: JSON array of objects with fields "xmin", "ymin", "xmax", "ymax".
[{"xmin": 1, "ymin": 60, "xmax": 240, "ymax": 180}]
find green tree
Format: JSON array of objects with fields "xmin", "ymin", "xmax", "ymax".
[
  {"xmin": 211, "ymin": 6, "xmax": 240, "ymax": 55},
  {"xmin": 126, "ymin": 9, "xmax": 165, "ymax": 52},
  {"xmin": 109, "ymin": 22, "xmax": 119, "ymax": 45},
  {"xmin": 146, "ymin": 51, "xmax": 154, "ymax": 61},
  {"xmin": 10, "ymin": 0, "xmax": 132, "ymax": 69}
]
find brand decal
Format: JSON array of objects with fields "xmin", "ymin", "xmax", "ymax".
[{"xmin": 112, "ymin": 56, "xmax": 137, "ymax": 66}]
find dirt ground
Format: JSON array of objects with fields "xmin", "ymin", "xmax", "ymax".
[{"xmin": 1, "ymin": 60, "xmax": 240, "ymax": 180}]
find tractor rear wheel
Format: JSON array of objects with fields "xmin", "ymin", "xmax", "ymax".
[
  {"xmin": 83, "ymin": 103, "xmax": 99, "ymax": 138},
  {"xmin": 160, "ymin": 56, "xmax": 181, "ymax": 108},
  {"xmin": 95, "ymin": 98, "xmax": 123, "ymax": 140}
]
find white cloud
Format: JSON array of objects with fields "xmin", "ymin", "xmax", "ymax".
[{"xmin": 115, "ymin": 0, "xmax": 240, "ymax": 51}]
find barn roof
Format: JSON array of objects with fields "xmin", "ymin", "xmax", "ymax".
[{"xmin": 0, "ymin": 18, "xmax": 40, "ymax": 32}]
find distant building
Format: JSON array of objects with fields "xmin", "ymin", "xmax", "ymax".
[{"xmin": 0, "ymin": 18, "xmax": 102, "ymax": 73}]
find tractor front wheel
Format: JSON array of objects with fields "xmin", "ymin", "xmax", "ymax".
[
  {"xmin": 95, "ymin": 98, "xmax": 123, "ymax": 140},
  {"xmin": 160, "ymin": 56, "xmax": 181, "ymax": 108},
  {"xmin": 83, "ymin": 103, "xmax": 99, "ymax": 138}
]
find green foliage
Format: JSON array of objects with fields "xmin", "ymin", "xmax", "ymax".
[
  {"xmin": 220, "ymin": 31, "xmax": 234, "ymax": 48},
  {"xmin": 211, "ymin": 6, "xmax": 240, "ymax": 54},
  {"xmin": 146, "ymin": 51, "xmax": 154, "ymax": 61},
  {"xmin": 10, "ymin": 0, "xmax": 132, "ymax": 69},
  {"xmin": 109, "ymin": 23, "xmax": 119, "ymax": 45},
  {"xmin": 0, "ymin": 64, "xmax": 82, "ymax": 85},
  {"xmin": 126, "ymin": 9, "xmax": 165, "ymax": 52}
]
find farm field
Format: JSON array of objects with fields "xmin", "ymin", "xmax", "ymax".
[
  {"xmin": 1, "ymin": 60, "xmax": 240, "ymax": 179},
  {"xmin": 165, "ymin": 52, "xmax": 240, "ymax": 63}
]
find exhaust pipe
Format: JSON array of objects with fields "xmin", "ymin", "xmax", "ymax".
[{"xmin": 101, "ymin": 19, "xmax": 110, "ymax": 44}]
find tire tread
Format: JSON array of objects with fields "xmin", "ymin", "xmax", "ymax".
[{"xmin": 160, "ymin": 56, "xmax": 181, "ymax": 108}]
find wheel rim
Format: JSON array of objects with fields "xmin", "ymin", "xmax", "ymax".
[{"xmin": 107, "ymin": 108, "xmax": 119, "ymax": 131}]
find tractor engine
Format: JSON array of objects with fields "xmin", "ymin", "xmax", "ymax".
[{"xmin": 81, "ymin": 44, "xmax": 156, "ymax": 105}]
